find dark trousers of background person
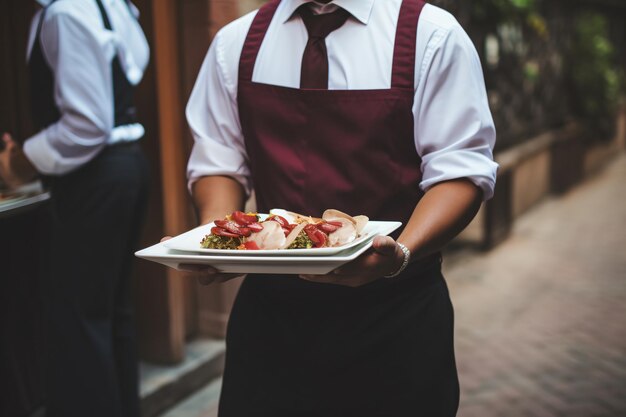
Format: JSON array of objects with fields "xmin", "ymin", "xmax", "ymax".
[
  {"xmin": 43, "ymin": 143, "xmax": 149, "ymax": 417},
  {"xmin": 0, "ymin": 206, "xmax": 48, "ymax": 417}
]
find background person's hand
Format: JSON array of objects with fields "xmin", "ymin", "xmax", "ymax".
[
  {"xmin": 160, "ymin": 236, "xmax": 245, "ymax": 285},
  {"xmin": 299, "ymin": 235, "xmax": 405, "ymax": 287},
  {"xmin": 0, "ymin": 133, "xmax": 38, "ymax": 189}
]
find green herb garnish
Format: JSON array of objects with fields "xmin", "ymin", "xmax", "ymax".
[
  {"xmin": 287, "ymin": 231, "xmax": 314, "ymax": 249},
  {"xmin": 200, "ymin": 234, "xmax": 242, "ymax": 250}
]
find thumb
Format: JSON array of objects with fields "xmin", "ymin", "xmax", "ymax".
[
  {"xmin": 2, "ymin": 133, "xmax": 15, "ymax": 150},
  {"xmin": 372, "ymin": 235, "xmax": 398, "ymax": 257}
]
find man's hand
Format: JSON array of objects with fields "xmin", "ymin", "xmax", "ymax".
[
  {"xmin": 299, "ymin": 235, "xmax": 404, "ymax": 287},
  {"xmin": 303, "ymin": 179, "xmax": 481, "ymax": 288},
  {"xmin": 0, "ymin": 133, "xmax": 38, "ymax": 189},
  {"xmin": 160, "ymin": 236, "xmax": 245, "ymax": 285}
]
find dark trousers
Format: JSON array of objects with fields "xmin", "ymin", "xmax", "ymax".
[
  {"xmin": 43, "ymin": 143, "xmax": 149, "ymax": 417},
  {"xmin": 0, "ymin": 209, "xmax": 47, "ymax": 417}
]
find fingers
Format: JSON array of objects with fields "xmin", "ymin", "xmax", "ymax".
[
  {"xmin": 176, "ymin": 263, "xmax": 245, "ymax": 285},
  {"xmin": 212, "ymin": 273, "xmax": 246, "ymax": 283},
  {"xmin": 340, "ymin": 235, "xmax": 399, "ymax": 273},
  {"xmin": 196, "ymin": 273, "xmax": 242, "ymax": 285},
  {"xmin": 2, "ymin": 133, "xmax": 15, "ymax": 152},
  {"xmin": 197, "ymin": 274, "xmax": 215, "ymax": 286},
  {"xmin": 334, "ymin": 236, "xmax": 398, "ymax": 274},
  {"xmin": 167, "ymin": 238, "xmax": 245, "ymax": 285},
  {"xmin": 323, "ymin": 236, "xmax": 402, "ymax": 281},
  {"xmin": 199, "ymin": 273, "xmax": 245, "ymax": 285},
  {"xmin": 299, "ymin": 274, "xmax": 332, "ymax": 283},
  {"xmin": 372, "ymin": 235, "xmax": 398, "ymax": 256},
  {"xmin": 178, "ymin": 263, "xmax": 220, "ymax": 273}
]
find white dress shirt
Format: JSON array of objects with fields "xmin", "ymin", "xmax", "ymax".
[
  {"xmin": 23, "ymin": 0, "xmax": 150, "ymax": 175},
  {"xmin": 187, "ymin": 0, "xmax": 498, "ymax": 200}
]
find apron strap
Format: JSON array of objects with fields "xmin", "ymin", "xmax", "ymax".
[
  {"xmin": 35, "ymin": 0, "xmax": 58, "ymax": 40},
  {"xmin": 239, "ymin": 0, "xmax": 424, "ymax": 88},
  {"xmin": 239, "ymin": 0, "xmax": 281, "ymax": 82},
  {"xmin": 95, "ymin": 0, "xmax": 114, "ymax": 30},
  {"xmin": 391, "ymin": 0, "xmax": 425, "ymax": 90}
]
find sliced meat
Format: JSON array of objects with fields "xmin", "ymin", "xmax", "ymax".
[
  {"xmin": 327, "ymin": 218, "xmax": 357, "ymax": 247},
  {"xmin": 353, "ymin": 215, "xmax": 369, "ymax": 234},
  {"xmin": 280, "ymin": 223, "xmax": 307, "ymax": 249},
  {"xmin": 246, "ymin": 220, "xmax": 286, "ymax": 250},
  {"xmin": 322, "ymin": 209, "xmax": 357, "ymax": 225}
]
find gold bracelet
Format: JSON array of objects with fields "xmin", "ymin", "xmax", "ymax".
[{"xmin": 384, "ymin": 242, "xmax": 411, "ymax": 278}]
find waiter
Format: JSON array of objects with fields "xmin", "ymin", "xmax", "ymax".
[
  {"xmin": 0, "ymin": 1, "xmax": 149, "ymax": 416},
  {"xmin": 185, "ymin": 0, "xmax": 498, "ymax": 415}
]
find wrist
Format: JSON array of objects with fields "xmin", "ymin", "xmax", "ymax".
[{"xmin": 384, "ymin": 242, "xmax": 410, "ymax": 278}]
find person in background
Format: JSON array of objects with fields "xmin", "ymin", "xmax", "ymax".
[
  {"xmin": 182, "ymin": 0, "xmax": 498, "ymax": 415},
  {"xmin": 0, "ymin": 1, "xmax": 149, "ymax": 416}
]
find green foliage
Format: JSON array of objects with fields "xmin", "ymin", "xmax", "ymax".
[
  {"xmin": 570, "ymin": 12, "xmax": 624, "ymax": 133},
  {"xmin": 510, "ymin": 0, "xmax": 535, "ymax": 8},
  {"xmin": 472, "ymin": 0, "xmax": 548, "ymax": 39},
  {"xmin": 472, "ymin": 0, "xmax": 539, "ymax": 24},
  {"xmin": 523, "ymin": 61, "xmax": 540, "ymax": 82}
]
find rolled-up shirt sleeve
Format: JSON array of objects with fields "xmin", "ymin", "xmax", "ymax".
[
  {"xmin": 186, "ymin": 29, "xmax": 251, "ymax": 196},
  {"xmin": 414, "ymin": 23, "xmax": 498, "ymax": 200},
  {"xmin": 23, "ymin": 9, "xmax": 114, "ymax": 175}
]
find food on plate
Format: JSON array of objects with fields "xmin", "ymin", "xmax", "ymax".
[
  {"xmin": 0, "ymin": 191, "xmax": 19, "ymax": 201},
  {"xmin": 200, "ymin": 209, "xmax": 369, "ymax": 250}
]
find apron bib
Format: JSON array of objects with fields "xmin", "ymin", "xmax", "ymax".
[
  {"xmin": 219, "ymin": 1, "xmax": 459, "ymax": 415},
  {"xmin": 30, "ymin": 0, "xmax": 138, "ymax": 131}
]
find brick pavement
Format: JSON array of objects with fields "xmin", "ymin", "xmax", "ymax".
[
  {"xmin": 158, "ymin": 154, "xmax": 626, "ymax": 417},
  {"xmin": 447, "ymin": 154, "xmax": 626, "ymax": 417},
  {"xmin": 159, "ymin": 378, "xmax": 221, "ymax": 417}
]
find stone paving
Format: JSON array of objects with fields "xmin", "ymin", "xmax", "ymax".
[
  {"xmin": 159, "ymin": 378, "xmax": 221, "ymax": 417},
  {"xmin": 158, "ymin": 154, "xmax": 626, "ymax": 417},
  {"xmin": 447, "ymin": 154, "xmax": 626, "ymax": 417}
]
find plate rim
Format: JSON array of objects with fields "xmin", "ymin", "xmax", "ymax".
[
  {"xmin": 135, "ymin": 221, "xmax": 401, "ymax": 274},
  {"xmin": 163, "ymin": 219, "xmax": 401, "ymax": 256}
]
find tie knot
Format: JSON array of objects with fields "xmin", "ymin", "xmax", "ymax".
[{"xmin": 298, "ymin": 5, "xmax": 350, "ymax": 40}]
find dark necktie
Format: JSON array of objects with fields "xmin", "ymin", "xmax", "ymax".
[{"xmin": 298, "ymin": 5, "xmax": 350, "ymax": 89}]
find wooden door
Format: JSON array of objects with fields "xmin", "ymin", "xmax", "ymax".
[{"xmin": 0, "ymin": 1, "xmax": 35, "ymax": 140}]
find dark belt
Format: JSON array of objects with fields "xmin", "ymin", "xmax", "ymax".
[
  {"xmin": 106, "ymin": 138, "xmax": 142, "ymax": 149},
  {"xmin": 39, "ymin": 140, "xmax": 142, "ymax": 189}
]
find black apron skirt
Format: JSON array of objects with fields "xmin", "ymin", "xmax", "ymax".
[{"xmin": 218, "ymin": 261, "xmax": 459, "ymax": 417}]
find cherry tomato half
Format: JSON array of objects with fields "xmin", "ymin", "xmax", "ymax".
[
  {"xmin": 214, "ymin": 220, "xmax": 252, "ymax": 237},
  {"xmin": 267, "ymin": 215, "xmax": 290, "ymax": 228},
  {"xmin": 232, "ymin": 211, "xmax": 258, "ymax": 226},
  {"xmin": 313, "ymin": 229, "xmax": 327, "ymax": 248},
  {"xmin": 242, "ymin": 241, "xmax": 260, "ymax": 250},
  {"xmin": 317, "ymin": 222, "xmax": 339, "ymax": 233},
  {"xmin": 326, "ymin": 221, "xmax": 343, "ymax": 227},
  {"xmin": 211, "ymin": 227, "xmax": 240, "ymax": 238},
  {"xmin": 247, "ymin": 222, "xmax": 264, "ymax": 232}
]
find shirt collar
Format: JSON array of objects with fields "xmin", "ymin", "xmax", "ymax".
[{"xmin": 280, "ymin": 0, "xmax": 374, "ymax": 25}]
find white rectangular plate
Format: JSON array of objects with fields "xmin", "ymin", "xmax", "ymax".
[
  {"xmin": 164, "ymin": 220, "xmax": 400, "ymax": 256},
  {"xmin": 136, "ymin": 221, "xmax": 401, "ymax": 275}
]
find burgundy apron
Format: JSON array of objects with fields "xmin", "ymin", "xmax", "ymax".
[{"xmin": 219, "ymin": 1, "xmax": 459, "ymax": 415}]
